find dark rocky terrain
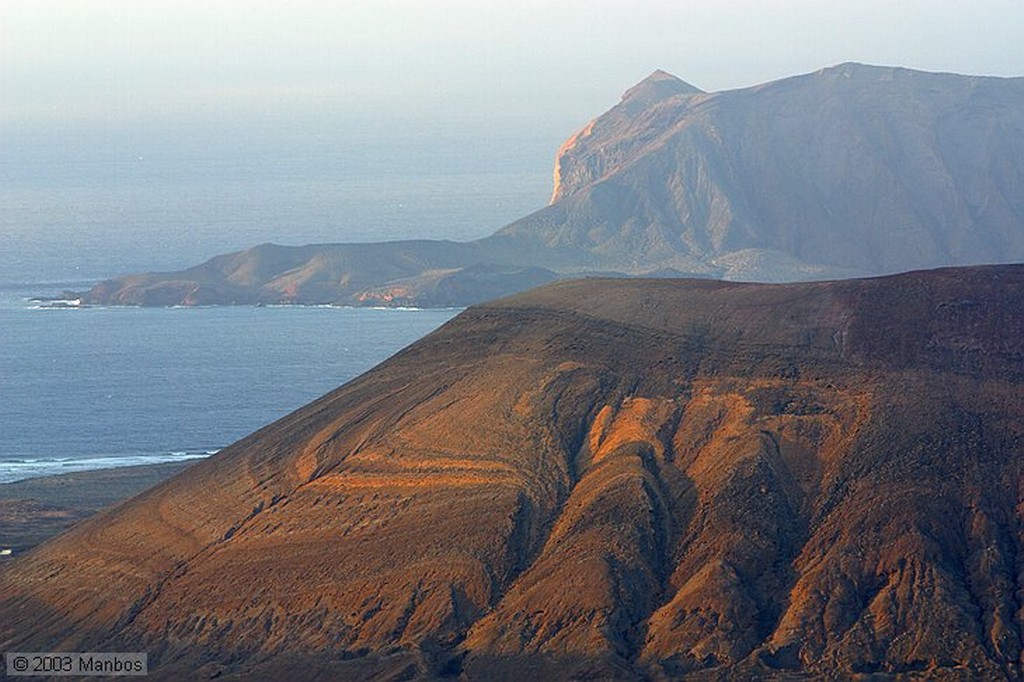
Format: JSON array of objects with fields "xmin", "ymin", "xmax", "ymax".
[
  {"xmin": 74, "ymin": 63, "xmax": 1024, "ymax": 307},
  {"xmin": 5, "ymin": 264, "xmax": 1024, "ymax": 679},
  {"xmin": 0, "ymin": 462, "xmax": 192, "ymax": 558}
]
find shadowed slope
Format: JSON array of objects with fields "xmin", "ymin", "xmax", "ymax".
[{"xmin": 4, "ymin": 265, "xmax": 1024, "ymax": 679}]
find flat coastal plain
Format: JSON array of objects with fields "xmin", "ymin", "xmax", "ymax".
[{"xmin": 0, "ymin": 462, "xmax": 193, "ymax": 559}]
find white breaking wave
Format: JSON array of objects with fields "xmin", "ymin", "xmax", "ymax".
[
  {"xmin": 0, "ymin": 450, "xmax": 218, "ymax": 485},
  {"xmin": 26, "ymin": 300, "xmax": 83, "ymax": 310}
]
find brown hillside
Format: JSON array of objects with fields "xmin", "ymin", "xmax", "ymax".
[{"xmin": 3, "ymin": 265, "xmax": 1024, "ymax": 679}]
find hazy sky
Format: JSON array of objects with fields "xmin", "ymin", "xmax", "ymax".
[
  {"xmin": 1, "ymin": 0, "xmax": 1023, "ymax": 280},
  {"xmin": 3, "ymin": 0, "xmax": 1023, "ymax": 138}
]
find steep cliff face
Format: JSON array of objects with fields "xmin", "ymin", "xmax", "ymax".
[
  {"xmin": 549, "ymin": 69, "xmax": 706, "ymax": 204},
  {"xmin": 5, "ymin": 264, "xmax": 1024, "ymax": 679},
  {"xmin": 496, "ymin": 63, "xmax": 1024, "ymax": 279}
]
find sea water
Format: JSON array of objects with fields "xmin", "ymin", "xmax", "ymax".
[
  {"xmin": 0, "ymin": 290, "xmax": 460, "ymax": 483},
  {"xmin": 0, "ymin": 124, "xmax": 555, "ymax": 483}
]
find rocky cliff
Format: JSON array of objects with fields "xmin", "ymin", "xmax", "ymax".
[
  {"xmin": 5, "ymin": 264, "xmax": 1024, "ymax": 679},
  {"xmin": 495, "ymin": 63, "xmax": 1024, "ymax": 279}
]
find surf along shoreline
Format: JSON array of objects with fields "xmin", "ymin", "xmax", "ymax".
[{"xmin": 0, "ymin": 460, "xmax": 196, "ymax": 560}]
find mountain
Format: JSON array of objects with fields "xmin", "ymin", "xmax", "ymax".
[
  {"xmin": 5, "ymin": 264, "xmax": 1024, "ymax": 679},
  {"xmin": 73, "ymin": 63, "xmax": 1024, "ymax": 307},
  {"xmin": 494, "ymin": 62, "xmax": 1024, "ymax": 278}
]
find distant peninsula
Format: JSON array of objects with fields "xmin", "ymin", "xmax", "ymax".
[{"xmin": 72, "ymin": 63, "xmax": 1024, "ymax": 307}]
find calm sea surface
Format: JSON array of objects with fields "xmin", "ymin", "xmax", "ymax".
[
  {"xmin": 0, "ymin": 289, "xmax": 458, "ymax": 483},
  {"xmin": 0, "ymin": 127, "xmax": 553, "ymax": 482}
]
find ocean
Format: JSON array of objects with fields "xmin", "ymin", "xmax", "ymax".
[{"xmin": 0, "ymin": 123, "xmax": 555, "ymax": 483}]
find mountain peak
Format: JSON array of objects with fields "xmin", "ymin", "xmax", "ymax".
[
  {"xmin": 645, "ymin": 68, "xmax": 685, "ymax": 82},
  {"xmin": 620, "ymin": 69, "xmax": 704, "ymax": 105}
]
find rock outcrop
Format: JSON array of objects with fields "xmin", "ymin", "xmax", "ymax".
[{"xmin": 5, "ymin": 264, "xmax": 1024, "ymax": 679}]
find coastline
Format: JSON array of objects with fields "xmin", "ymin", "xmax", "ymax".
[{"xmin": 0, "ymin": 460, "xmax": 195, "ymax": 560}]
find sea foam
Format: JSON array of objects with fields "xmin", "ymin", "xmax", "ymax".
[{"xmin": 0, "ymin": 450, "xmax": 217, "ymax": 485}]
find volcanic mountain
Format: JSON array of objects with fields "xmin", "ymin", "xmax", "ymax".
[
  {"xmin": 75, "ymin": 63, "xmax": 1024, "ymax": 307},
  {"xmin": 4, "ymin": 264, "xmax": 1024, "ymax": 679}
]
